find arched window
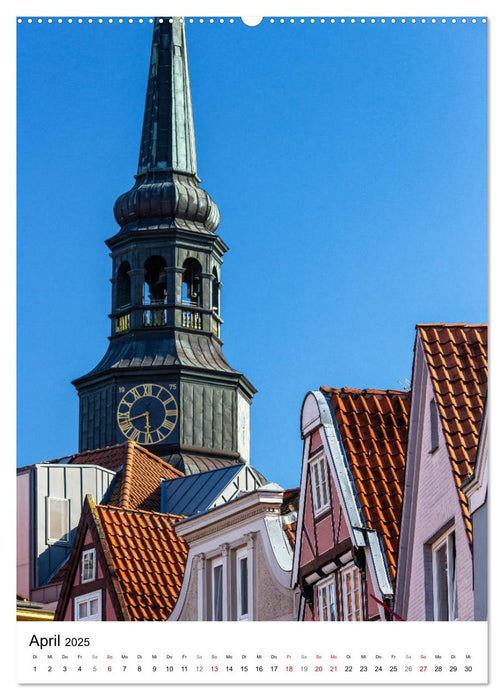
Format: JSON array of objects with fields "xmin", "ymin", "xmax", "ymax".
[
  {"xmin": 144, "ymin": 256, "xmax": 167, "ymax": 305},
  {"xmin": 212, "ymin": 266, "xmax": 219, "ymax": 314},
  {"xmin": 143, "ymin": 256, "xmax": 167, "ymax": 326},
  {"xmin": 182, "ymin": 258, "xmax": 202, "ymax": 306},
  {"xmin": 116, "ymin": 261, "xmax": 131, "ymax": 309}
]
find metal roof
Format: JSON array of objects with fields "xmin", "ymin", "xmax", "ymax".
[{"xmin": 161, "ymin": 464, "xmax": 246, "ymax": 516}]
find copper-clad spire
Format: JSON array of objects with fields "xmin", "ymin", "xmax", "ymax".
[
  {"xmin": 137, "ymin": 17, "xmax": 197, "ymax": 176},
  {"xmin": 113, "ymin": 17, "xmax": 220, "ymax": 233}
]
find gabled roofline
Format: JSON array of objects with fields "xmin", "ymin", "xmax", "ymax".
[
  {"xmin": 54, "ymin": 495, "xmax": 132, "ymax": 621},
  {"xmin": 292, "ymin": 390, "xmax": 393, "ymax": 598}
]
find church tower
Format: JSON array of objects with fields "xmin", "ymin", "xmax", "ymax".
[{"xmin": 73, "ymin": 18, "xmax": 256, "ymax": 474}]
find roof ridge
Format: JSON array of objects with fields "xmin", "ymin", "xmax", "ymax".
[
  {"xmin": 321, "ymin": 386, "xmax": 410, "ymax": 397},
  {"xmin": 118, "ymin": 442, "xmax": 136, "ymax": 508},
  {"xmin": 130, "ymin": 441, "xmax": 184, "ymax": 477},
  {"xmin": 416, "ymin": 322, "xmax": 487, "ymax": 329},
  {"xmin": 95, "ymin": 502, "xmax": 186, "ymax": 522}
]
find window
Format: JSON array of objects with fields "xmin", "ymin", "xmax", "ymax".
[
  {"xmin": 236, "ymin": 549, "xmax": 249, "ymax": 620},
  {"xmin": 211, "ymin": 560, "xmax": 224, "ymax": 621},
  {"xmin": 46, "ymin": 497, "xmax": 70, "ymax": 544},
  {"xmin": 432, "ymin": 530, "xmax": 458, "ymax": 620},
  {"xmin": 311, "ymin": 457, "xmax": 330, "ymax": 514},
  {"xmin": 81, "ymin": 549, "xmax": 96, "ymax": 583},
  {"xmin": 317, "ymin": 577, "xmax": 336, "ymax": 621},
  {"xmin": 74, "ymin": 591, "xmax": 102, "ymax": 621},
  {"xmin": 341, "ymin": 564, "xmax": 362, "ymax": 621},
  {"xmin": 430, "ymin": 398, "xmax": 439, "ymax": 452},
  {"xmin": 182, "ymin": 258, "xmax": 202, "ymax": 306}
]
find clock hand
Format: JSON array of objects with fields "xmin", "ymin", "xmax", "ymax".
[{"xmin": 128, "ymin": 410, "xmax": 150, "ymax": 422}]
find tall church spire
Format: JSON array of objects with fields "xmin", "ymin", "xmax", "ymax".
[
  {"xmin": 138, "ymin": 17, "xmax": 197, "ymax": 176},
  {"xmin": 73, "ymin": 18, "xmax": 256, "ymax": 475},
  {"xmin": 114, "ymin": 17, "xmax": 220, "ymax": 234}
]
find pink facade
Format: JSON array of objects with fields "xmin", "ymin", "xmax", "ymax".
[
  {"xmin": 61, "ymin": 523, "xmax": 118, "ymax": 621},
  {"xmin": 294, "ymin": 403, "xmax": 390, "ymax": 622}
]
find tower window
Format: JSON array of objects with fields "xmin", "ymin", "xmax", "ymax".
[
  {"xmin": 143, "ymin": 256, "xmax": 167, "ymax": 326},
  {"xmin": 212, "ymin": 266, "xmax": 219, "ymax": 313},
  {"xmin": 116, "ymin": 261, "xmax": 131, "ymax": 309},
  {"xmin": 182, "ymin": 258, "xmax": 202, "ymax": 306}
]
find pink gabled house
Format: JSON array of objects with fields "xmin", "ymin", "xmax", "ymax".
[
  {"xmin": 292, "ymin": 387, "xmax": 410, "ymax": 621},
  {"xmin": 395, "ymin": 324, "xmax": 487, "ymax": 621}
]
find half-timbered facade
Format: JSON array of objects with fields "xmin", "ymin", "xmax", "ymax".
[
  {"xmin": 54, "ymin": 496, "xmax": 188, "ymax": 621},
  {"xmin": 292, "ymin": 388, "xmax": 410, "ymax": 621}
]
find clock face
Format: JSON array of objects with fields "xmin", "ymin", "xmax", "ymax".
[{"xmin": 117, "ymin": 383, "xmax": 179, "ymax": 445}]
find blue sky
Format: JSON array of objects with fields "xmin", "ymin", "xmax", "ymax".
[{"xmin": 16, "ymin": 15, "xmax": 487, "ymax": 488}]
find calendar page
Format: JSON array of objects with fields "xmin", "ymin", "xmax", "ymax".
[{"xmin": 12, "ymin": 0, "xmax": 493, "ymax": 693}]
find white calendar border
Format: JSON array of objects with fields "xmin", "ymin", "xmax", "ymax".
[{"xmin": 5, "ymin": 0, "xmax": 501, "ymax": 696}]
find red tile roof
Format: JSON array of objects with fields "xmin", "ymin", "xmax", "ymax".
[
  {"xmin": 321, "ymin": 387, "xmax": 410, "ymax": 584},
  {"xmin": 94, "ymin": 503, "xmax": 188, "ymax": 621},
  {"xmin": 417, "ymin": 323, "xmax": 488, "ymax": 543},
  {"xmin": 68, "ymin": 442, "xmax": 183, "ymax": 511}
]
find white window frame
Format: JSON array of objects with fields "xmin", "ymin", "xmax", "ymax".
[
  {"xmin": 46, "ymin": 496, "xmax": 70, "ymax": 544},
  {"xmin": 81, "ymin": 549, "xmax": 96, "ymax": 583},
  {"xmin": 211, "ymin": 558, "xmax": 224, "ymax": 621},
  {"xmin": 432, "ymin": 528, "xmax": 458, "ymax": 621},
  {"xmin": 341, "ymin": 563, "xmax": 362, "ymax": 621},
  {"xmin": 317, "ymin": 576, "xmax": 337, "ymax": 621},
  {"xmin": 310, "ymin": 456, "xmax": 330, "ymax": 515},
  {"xmin": 236, "ymin": 548, "xmax": 249, "ymax": 621},
  {"xmin": 74, "ymin": 590, "xmax": 102, "ymax": 621}
]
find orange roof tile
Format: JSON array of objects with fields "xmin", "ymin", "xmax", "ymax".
[
  {"xmin": 417, "ymin": 323, "xmax": 487, "ymax": 544},
  {"xmin": 69, "ymin": 442, "xmax": 183, "ymax": 511},
  {"xmin": 321, "ymin": 387, "xmax": 410, "ymax": 584},
  {"xmin": 95, "ymin": 504, "xmax": 188, "ymax": 621}
]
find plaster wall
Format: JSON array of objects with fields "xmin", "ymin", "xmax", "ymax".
[
  {"xmin": 174, "ymin": 557, "xmax": 199, "ymax": 621},
  {"xmin": 405, "ymin": 373, "xmax": 474, "ymax": 621},
  {"xmin": 174, "ymin": 522, "xmax": 294, "ymax": 621},
  {"xmin": 255, "ymin": 535, "xmax": 294, "ymax": 621},
  {"xmin": 17, "ymin": 471, "xmax": 31, "ymax": 598},
  {"xmin": 472, "ymin": 503, "xmax": 487, "ymax": 621}
]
